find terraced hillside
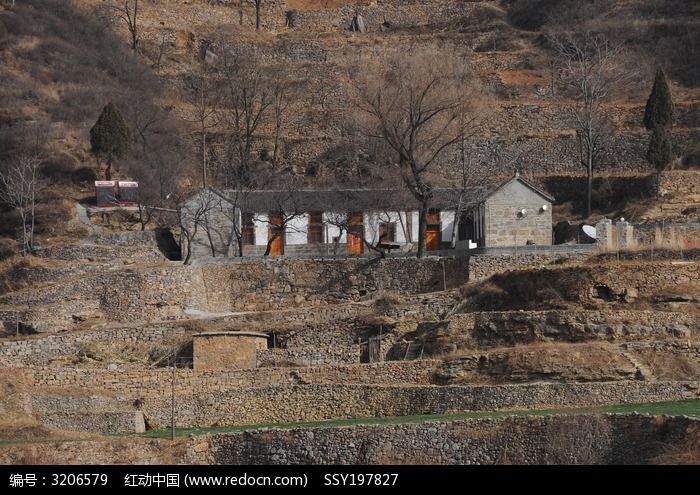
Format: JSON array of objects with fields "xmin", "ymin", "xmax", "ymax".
[
  {"xmin": 0, "ymin": 0, "xmax": 699, "ymax": 465},
  {"xmin": 0, "ymin": 238, "xmax": 698, "ymax": 464}
]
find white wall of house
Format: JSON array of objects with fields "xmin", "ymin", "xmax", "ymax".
[
  {"xmin": 253, "ymin": 213, "xmax": 268, "ymax": 246},
  {"xmin": 286, "ymin": 214, "xmax": 308, "ymax": 245},
  {"xmin": 323, "ymin": 212, "xmax": 347, "ymax": 244},
  {"xmin": 364, "ymin": 211, "xmax": 409, "ymax": 244},
  {"xmin": 440, "ymin": 210, "xmax": 455, "ymax": 242},
  {"xmin": 397, "ymin": 211, "xmax": 411, "ymax": 243},
  {"xmin": 238, "ymin": 208, "xmax": 459, "ymax": 249},
  {"xmin": 410, "ymin": 211, "xmax": 419, "ymax": 242}
]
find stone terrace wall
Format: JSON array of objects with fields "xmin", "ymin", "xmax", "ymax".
[
  {"xmin": 582, "ymin": 261, "xmax": 699, "ymax": 301},
  {"xmin": 218, "ymin": 290, "xmax": 457, "ymax": 330},
  {"xmin": 467, "ymin": 261, "xmax": 699, "ymax": 305},
  {"xmin": 138, "ymin": 381, "xmax": 699, "ymax": 428},
  {"xmin": 197, "ymin": 257, "xmax": 468, "ymax": 312},
  {"xmin": 0, "ymin": 290, "xmax": 458, "ymax": 367},
  {"xmin": 35, "ymin": 244, "xmax": 164, "ymax": 262},
  {"xmin": 655, "ymin": 170, "xmax": 700, "ymax": 200},
  {"xmin": 0, "ymin": 324, "xmax": 191, "ymax": 367},
  {"xmin": 0, "ymin": 266, "xmax": 200, "ymax": 324},
  {"xmin": 259, "ymin": 316, "xmax": 406, "ymax": 366},
  {"xmin": 28, "ymin": 361, "xmax": 439, "ymax": 396},
  {"xmin": 286, "ymin": 1, "xmax": 484, "ymax": 32},
  {"xmin": 201, "ymin": 414, "xmax": 699, "ymax": 465},
  {"xmin": 434, "ymin": 310, "xmax": 700, "ymax": 352},
  {"xmin": 1, "ymin": 415, "xmax": 696, "ymax": 465},
  {"xmin": 1, "ymin": 256, "xmax": 464, "ymax": 330},
  {"xmin": 468, "ymin": 251, "xmax": 594, "ymax": 281}
]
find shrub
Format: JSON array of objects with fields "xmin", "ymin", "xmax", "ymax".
[
  {"xmin": 40, "ymin": 156, "xmax": 76, "ymax": 183},
  {"xmin": 0, "ymin": 238, "xmax": 15, "ymax": 261},
  {"xmin": 71, "ymin": 167, "xmax": 97, "ymax": 185}
]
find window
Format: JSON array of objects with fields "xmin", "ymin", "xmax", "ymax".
[
  {"xmin": 379, "ymin": 222, "xmax": 396, "ymax": 242},
  {"xmin": 308, "ymin": 211, "xmax": 323, "ymax": 244},
  {"xmin": 427, "ymin": 208, "xmax": 440, "ymax": 225},
  {"xmin": 242, "ymin": 213, "xmax": 255, "ymax": 245}
]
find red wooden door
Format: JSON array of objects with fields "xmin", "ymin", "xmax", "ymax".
[
  {"xmin": 426, "ymin": 226, "xmax": 440, "ymax": 251},
  {"xmin": 268, "ymin": 213, "xmax": 285, "ymax": 256}
]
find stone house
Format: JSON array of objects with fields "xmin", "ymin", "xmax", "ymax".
[
  {"xmin": 179, "ymin": 174, "xmax": 554, "ymax": 259},
  {"xmin": 464, "ymin": 173, "xmax": 555, "ymax": 248}
]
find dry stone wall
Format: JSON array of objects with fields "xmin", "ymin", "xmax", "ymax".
[
  {"xmin": 0, "ymin": 324, "xmax": 191, "ymax": 367},
  {"xmin": 429, "ymin": 310, "xmax": 699, "ymax": 353},
  {"xmin": 655, "ymin": 170, "xmax": 700, "ymax": 200},
  {"xmin": 1, "ymin": 256, "xmax": 464, "ymax": 333},
  {"xmin": 466, "ymin": 261, "xmax": 699, "ymax": 308},
  {"xmin": 468, "ymin": 251, "xmax": 594, "ymax": 280},
  {"xmin": 137, "ymin": 381, "xmax": 699, "ymax": 428},
  {"xmin": 28, "ymin": 361, "xmax": 439, "ymax": 396},
  {"xmin": 0, "ymin": 265, "xmax": 198, "ymax": 324},
  {"xmin": 200, "ymin": 414, "xmax": 698, "ymax": 465},
  {"xmin": 1, "ymin": 414, "xmax": 697, "ymax": 465},
  {"xmin": 35, "ymin": 244, "xmax": 165, "ymax": 262},
  {"xmin": 286, "ymin": 1, "xmax": 484, "ymax": 32},
  {"xmin": 197, "ymin": 257, "xmax": 468, "ymax": 312}
]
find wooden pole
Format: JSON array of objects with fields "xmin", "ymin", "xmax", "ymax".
[{"xmin": 171, "ymin": 360, "xmax": 175, "ymax": 441}]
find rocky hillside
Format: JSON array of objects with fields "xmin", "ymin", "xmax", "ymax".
[{"xmin": 0, "ymin": 0, "xmax": 699, "ymax": 252}]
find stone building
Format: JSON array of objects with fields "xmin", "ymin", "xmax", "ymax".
[
  {"xmin": 179, "ymin": 174, "xmax": 555, "ymax": 259},
  {"xmin": 465, "ymin": 173, "xmax": 554, "ymax": 248}
]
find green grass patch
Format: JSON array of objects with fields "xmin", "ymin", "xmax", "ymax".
[{"xmin": 136, "ymin": 398, "xmax": 700, "ymax": 439}]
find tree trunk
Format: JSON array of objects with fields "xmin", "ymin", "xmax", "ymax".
[
  {"xmin": 182, "ymin": 235, "xmax": 192, "ymax": 265},
  {"xmin": 131, "ymin": 0, "xmax": 139, "ymax": 52},
  {"xmin": 417, "ymin": 200, "xmax": 428, "ymax": 258},
  {"xmin": 451, "ymin": 194, "xmax": 463, "ymax": 249},
  {"xmin": 263, "ymin": 233, "xmax": 276, "ymax": 256},
  {"xmin": 19, "ymin": 207, "xmax": 28, "ymax": 257},
  {"xmin": 586, "ymin": 152, "xmax": 593, "ymax": 219},
  {"xmin": 29, "ymin": 166, "xmax": 36, "ymax": 253},
  {"xmin": 105, "ymin": 155, "xmax": 112, "ymax": 181},
  {"xmin": 201, "ymin": 129, "xmax": 207, "ymax": 188},
  {"xmin": 255, "ymin": 0, "xmax": 261, "ymax": 30}
]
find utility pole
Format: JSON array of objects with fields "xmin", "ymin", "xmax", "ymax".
[{"xmin": 171, "ymin": 359, "xmax": 176, "ymax": 441}]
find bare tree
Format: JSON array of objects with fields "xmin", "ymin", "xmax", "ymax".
[
  {"xmin": 183, "ymin": 70, "xmax": 220, "ymax": 188},
  {"xmin": 176, "ymin": 188, "xmax": 223, "ymax": 264},
  {"xmin": 357, "ymin": 50, "xmax": 483, "ymax": 258},
  {"xmin": 271, "ymin": 80, "xmax": 291, "ymax": 169},
  {"xmin": 0, "ymin": 155, "xmax": 41, "ymax": 256},
  {"xmin": 103, "ymin": 0, "xmax": 140, "ymax": 52},
  {"xmin": 252, "ymin": 190, "xmax": 306, "ymax": 257},
  {"xmin": 219, "ymin": 49, "xmax": 273, "ymax": 184},
  {"xmin": 219, "ymin": 187, "xmax": 252, "ymax": 257},
  {"xmin": 248, "ymin": 0, "xmax": 263, "ymax": 31},
  {"xmin": 552, "ymin": 32, "xmax": 629, "ymax": 218}
]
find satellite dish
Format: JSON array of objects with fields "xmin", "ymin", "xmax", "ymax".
[{"xmin": 582, "ymin": 225, "xmax": 596, "ymax": 240}]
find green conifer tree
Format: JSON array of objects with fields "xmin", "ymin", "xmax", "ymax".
[
  {"xmin": 643, "ymin": 68, "xmax": 674, "ymax": 130},
  {"xmin": 646, "ymin": 125, "xmax": 672, "ymax": 170},
  {"xmin": 90, "ymin": 102, "xmax": 131, "ymax": 180}
]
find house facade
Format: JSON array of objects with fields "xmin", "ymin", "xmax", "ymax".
[
  {"xmin": 466, "ymin": 173, "xmax": 555, "ymax": 248},
  {"xmin": 179, "ymin": 174, "xmax": 554, "ymax": 260}
]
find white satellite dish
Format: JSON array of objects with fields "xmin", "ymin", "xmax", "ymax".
[{"xmin": 582, "ymin": 225, "xmax": 596, "ymax": 240}]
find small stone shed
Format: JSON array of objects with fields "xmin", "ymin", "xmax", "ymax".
[
  {"xmin": 193, "ymin": 331, "xmax": 268, "ymax": 370},
  {"xmin": 467, "ymin": 173, "xmax": 554, "ymax": 247}
]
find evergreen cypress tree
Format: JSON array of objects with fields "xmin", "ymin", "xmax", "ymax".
[
  {"xmin": 90, "ymin": 102, "xmax": 131, "ymax": 180},
  {"xmin": 643, "ymin": 68, "xmax": 674, "ymax": 130},
  {"xmin": 646, "ymin": 125, "xmax": 672, "ymax": 170}
]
